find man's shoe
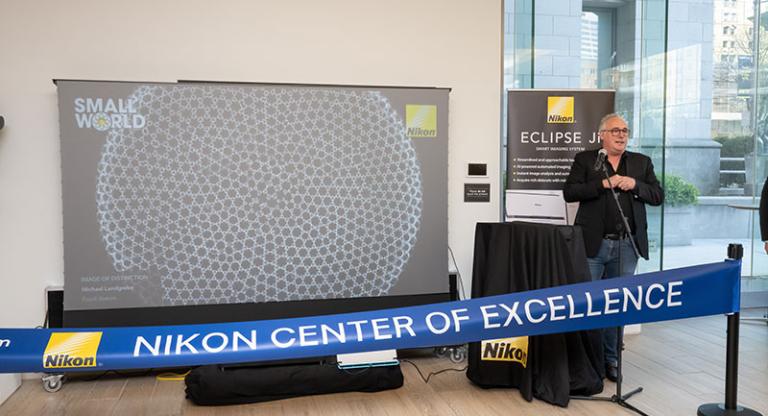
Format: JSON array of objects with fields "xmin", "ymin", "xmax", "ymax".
[{"xmin": 605, "ymin": 364, "xmax": 619, "ymax": 382}]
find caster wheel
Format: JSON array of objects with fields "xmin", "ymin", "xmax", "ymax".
[
  {"xmin": 449, "ymin": 347, "xmax": 466, "ymax": 363},
  {"xmin": 434, "ymin": 347, "xmax": 448, "ymax": 358},
  {"xmin": 42, "ymin": 374, "xmax": 64, "ymax": 393}
]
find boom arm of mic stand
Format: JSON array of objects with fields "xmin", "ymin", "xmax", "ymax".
[{"xmin": 601, "ymin": 164, "xmax": 641, "ymax": 259}]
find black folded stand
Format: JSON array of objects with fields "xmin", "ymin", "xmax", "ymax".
[{"xmin": 185, "ymin": 362, "xmax": 403, "ymax": 406}]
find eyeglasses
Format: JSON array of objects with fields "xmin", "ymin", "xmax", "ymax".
[{"xmin": 601, "ymin": 128, "xmax": 630, "ymax": 137}]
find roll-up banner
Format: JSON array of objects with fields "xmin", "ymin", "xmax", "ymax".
[
  {"xmin": 0, "ymin": 261, "xmax": 740, "ymax": 373},
  {"xmin": 505, "ymin": 90, "xmax": 614, "ymax": 222}
]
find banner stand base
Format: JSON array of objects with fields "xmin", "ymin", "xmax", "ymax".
[{"xmin": 697, "ymin": 403, "xmax": 762, "ymax": 416}]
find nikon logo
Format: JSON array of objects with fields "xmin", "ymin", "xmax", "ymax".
[
  {"xmin": 43, "ymin": 332, "xmax": 102, "ymax": 369},
  {"xmin": 406, "ymin": 127, "xmax": 437, "ymax": 137},
  {"xmin": 44, "ymin": 354, "xmax": 95, "ymax": 368},
  {"xmin": 547, "ymin": 96, "xmax": 575, "ymax": 124},
  {"xmin": 480, "ymin": 336, "xmax": 528, "ymax": 367},
  {"xmin": 548, "ymin": 114, "xmax": 574, "ymax": 123},
  {"xmin": 0, "ymin": 339, "xmax": 9, "ymax": 348},
  {"xmin": 406, "ymin": 105, "xmax": 437, "ymax": 138}
]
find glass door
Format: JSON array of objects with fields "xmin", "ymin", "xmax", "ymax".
[{"xmin": 745, "ymin": 0, "xmax": 768, "ymax": 308}]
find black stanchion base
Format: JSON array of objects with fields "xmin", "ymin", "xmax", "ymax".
[
  {"xmin": 698, "ymin": 403, "xmax": 763, "ymax": 416},
  {"xmin": 571, "ymin": 387, "xmax": 648, "ymax": 416}
]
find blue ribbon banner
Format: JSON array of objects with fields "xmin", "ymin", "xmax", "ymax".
[{"xmin": 0, "ymin": 260, "xmax": 740, "ymax": 373}]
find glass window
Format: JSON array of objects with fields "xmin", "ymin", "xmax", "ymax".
[
  {"xmin": 504, "ymin": 0, "xmax": 666, "ymax": 274},
  {"xmin": 662, "ymin": 0, "xmax": 766, "ymax": 306},
  {"xmin": 581, "ymin": 9, "xmax": 614, "ymax": 89},
  {"xmin": 503, "ymin": 0, "xmax": 768, "ymax": 306}
]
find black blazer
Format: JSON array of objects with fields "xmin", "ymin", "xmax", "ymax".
[
  {"xmin": 563, "ymin": 149, "xmax": 664, "ymax": 259},
  {"xmin": 760, "ymin": 178, "xmax": 768, "ymax": 241}
]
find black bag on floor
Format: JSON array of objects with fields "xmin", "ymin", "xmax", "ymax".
[{"xmin": 185, "ymin": 362, "xmax": 403, "ymax": 406}]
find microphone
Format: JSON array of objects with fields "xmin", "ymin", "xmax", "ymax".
[{"xmin": 593, "ymin": 148, "xmax": 607, "ymax": 171}]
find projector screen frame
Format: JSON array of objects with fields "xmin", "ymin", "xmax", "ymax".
[{"xmin": 55, "ymin": 79, "xmax": 451, "ymax": 327}]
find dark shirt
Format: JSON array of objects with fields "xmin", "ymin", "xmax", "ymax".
[{"xmin": 602, "ymin": 153, "xmax": 636, "ymax": 236}]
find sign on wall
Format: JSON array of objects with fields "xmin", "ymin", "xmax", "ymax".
[{"xmin": 57, "ymin": 81, "xmax": 448, "ymax": 311}]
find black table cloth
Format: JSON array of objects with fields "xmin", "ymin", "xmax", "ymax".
[{"xmin": 466, "ymin": 221, "xmax": 604, "ymax": 407}]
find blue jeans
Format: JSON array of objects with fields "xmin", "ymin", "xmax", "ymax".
[{"xmin": 587, "ymin": 237, "xmax": 638, "ymax": 367}]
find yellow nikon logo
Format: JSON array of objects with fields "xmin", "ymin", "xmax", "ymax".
[
  {"xmin": 43, "ymin": 332, "xmax": 102, "ymax": 369},
  {"xmin": 406, "ymin": 105, "xmax": 437, "ymax": 138},
  {"xmin": 480, "ymin": 336, "xmax": 528, "ymax": 367},
  {"xmin": 547, "ymin": 96, "xmax": 574, "ymax": 123}
]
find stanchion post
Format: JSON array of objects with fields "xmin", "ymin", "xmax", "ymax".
[
  {"xmin": 725, "ymin": 243, "xmax": 743, "ymax": 411},
  {"xmin": 697, "ymin": 243, "xmax": 762, "ymax": 416},
  {"xmin": 725, "ymin": 312, "xmax": 739, "ymax": 410}
]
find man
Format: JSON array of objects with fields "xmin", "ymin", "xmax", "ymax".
[
  {"xmin": 760, "ymin": 178, "xmax": 768, "ymax": 254},
  {"xmin": 563, "ymin": 113, "xmax": 664, "ymax": 382}
]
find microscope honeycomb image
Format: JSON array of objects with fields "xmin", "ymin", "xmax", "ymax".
[{"xmin": 95, "ymin": 85, "xmax": 423, "ymax": 305}]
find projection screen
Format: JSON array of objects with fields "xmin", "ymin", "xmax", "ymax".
[{"xmin": 57, "ymin": 80, "xmax": 448, "ymax": 315}]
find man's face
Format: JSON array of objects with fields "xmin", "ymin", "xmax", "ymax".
[{"xmin": 600, "ymin": 117, "xmax": 629, "ymax": 156}]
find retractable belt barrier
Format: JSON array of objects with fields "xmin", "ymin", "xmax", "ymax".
[{"xmin": 0, "ymin": 260, "xmax": 740, "ymax": 374}]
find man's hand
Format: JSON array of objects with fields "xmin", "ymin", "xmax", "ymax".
[
  {"xmin": 764, "ymin": 241, "xmax": 768, "ymax": 254},
  {"xmin": 614, "ymin": 175, "xmax": 636, "ymax": 191},
  {"xmin": 604, "ymin": 175, "xmax": 636, "ymax": 191}
]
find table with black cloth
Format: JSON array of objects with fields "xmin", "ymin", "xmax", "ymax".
[{"xmin": 466, "ymin": 221, "xmax": 605, "ymax": 407}]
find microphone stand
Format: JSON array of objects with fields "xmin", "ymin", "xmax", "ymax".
[{"xmin": 571, "ymin": 155, "xmax": 646, "ymax": 416}]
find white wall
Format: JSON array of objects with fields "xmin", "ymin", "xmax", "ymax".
[
  {"xmin": 0, "ymin": 374, "xmax": 20, "ymax": 407},
  {"xmin": 0, "ymin": 0, "xmax": 502, "ymax": 399}
]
